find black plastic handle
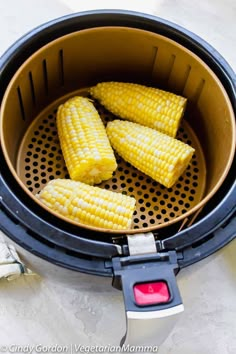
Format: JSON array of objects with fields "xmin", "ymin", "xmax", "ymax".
[{"xmin": 112, "ymin": 251, "xmax": 184, "ymax": 347}]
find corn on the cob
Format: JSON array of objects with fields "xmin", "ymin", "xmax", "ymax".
[
  {"xmin": 90, "ymin": 82, "xmax": 187, "ymax": 137},
  {"xmin": 57, "ymin": 96, "xmax": 117, "ymax": 185},
  {"xmin": 37, "ymin": 179, "xmax": 136, "ymax": 230},
  {"xmin": 106, "ymin": 120, "xmax": 195, "ymax": 188}
]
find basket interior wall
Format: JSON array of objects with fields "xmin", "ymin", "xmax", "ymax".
[{"xmin": 1, "ymin": 27, "xmax": 234, "ymax": 213}]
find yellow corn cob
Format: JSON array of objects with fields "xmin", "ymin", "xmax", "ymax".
[
  {"xmin": 106, "ymin": 120, "xmax": 195, "ymax": 188},
  {"xmin": 90, "ymin": 82, "xmax": 187, "ymax": 137},
  {"xmin": 37, "ymin": 179, "xmax": 136, "ymax": 230},
  {"xmin": 57, "ymin": 96, "xmax": 117, "ymax": 185}
]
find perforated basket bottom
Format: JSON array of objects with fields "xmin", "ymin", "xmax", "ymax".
[{"xmin": 17, "ymin": 90, "xmax": 206, "ymax": 231}]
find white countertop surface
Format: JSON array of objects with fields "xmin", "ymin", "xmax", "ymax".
[{"xmin": 0, "ymin": 1, "xmax": 235, "ymax": 353}]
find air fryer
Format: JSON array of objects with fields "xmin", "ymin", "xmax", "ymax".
[{"xmin": 0, "ymin": 11, "xmax": 235, "ymax": 347}]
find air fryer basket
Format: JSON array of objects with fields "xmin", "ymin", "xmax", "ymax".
[{"xmin": 0, "ymin": 26, "xmax": 235, "ymax": 234}]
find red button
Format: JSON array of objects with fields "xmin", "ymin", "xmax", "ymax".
[{"xmin": 133, "ymin": 282, "xmax": 170, "ymax": 306}]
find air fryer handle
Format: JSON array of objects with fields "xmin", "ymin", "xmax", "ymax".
[{"xmin": 112, "ymin": 252, "xmax": 184, "ymax": 347}]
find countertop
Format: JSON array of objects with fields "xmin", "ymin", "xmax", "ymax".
[{"xmin": 0, "ymin": 1, "xmax": 235, "ymax": 353}]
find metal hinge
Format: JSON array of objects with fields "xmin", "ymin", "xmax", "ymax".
[{"xmin": 127, "ymin": 232, "xmax": 165, "ymax": 255}]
